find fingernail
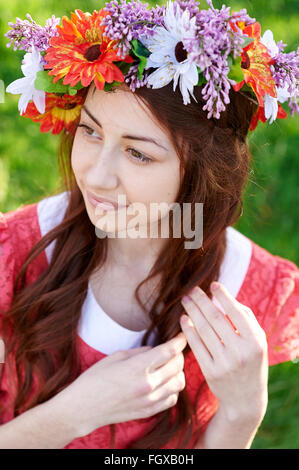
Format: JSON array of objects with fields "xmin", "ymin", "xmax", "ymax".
[
  {"xmin": 211, "ymin": 282, "xmax": 220, "ymax": 292},
  {"xmin": 190, "ymin": 286, "xmax": 199, "ymax": 295},
  {"xmin": 181, "ymin": 315, "xmax": 193, "ymax": 327},
  {"xmin": 181, "ymin": 295, "xmax": 191, "ymax": 303}
]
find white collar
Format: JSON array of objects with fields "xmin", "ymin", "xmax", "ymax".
[{"xmin": 38, "ymin": 191, "xmax": 252, "ymax": 354}]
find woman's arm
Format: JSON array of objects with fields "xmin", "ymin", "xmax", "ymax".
[
  {"xmin": 0, "ymin": 393, "xmax": 79, "ymax": 449},
  {"xmin": 193, "ymin": 406, "xmax": 263, "ymax": 449},
  {"xmin": 0, "ymin": 334, "xmax": 188, "ymax": 448},
  {"xmin": 180, "ymin": 282, "xmax": 269, "ymax": 449}
]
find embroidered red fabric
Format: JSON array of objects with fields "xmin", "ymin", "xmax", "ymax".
[{"xmin": 0, "ymin": 202, "xmax": 298, "ymax": 448}]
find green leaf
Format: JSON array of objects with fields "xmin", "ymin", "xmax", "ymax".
[
  {"xmin": 103, "ymin": 81, "xmax": 122, "ymax": 91},
  {"xmin": 68, "ymin": 88, "xmax": 78, "ymax": 96},
  {"xmin": 115, "ymin": 60, "xmax": 133, "ymax": 76},
  {"xmin": 34, "ymin": 70, "xmax": 69, "ymax": 93},
  {"xmin": 103, "ymin": 82, "xmax": 114, "ymax": 91},
  {"xmin": 131, "ymin": 38, "xmax": 151, "ymax": 59},
  {"xmin": 228, "ymin": 56, "xmax": 244, "ymax": 83},
  {"xmin": 137, "ymin": 56, "xmax": 148, "ymax": 81},
  {"xmin": 197, "ymin": 67, "xmax": 207, "ymax": 87},
  {"xmin": 69, "ymin": 81, "xmax": 85, "ymax": 91},
  {"xmin": 227, "ymin": 55, "xmax": 233, "ymax": 69},
  {"xmin": 130, "ymin": 38, "xmax": 151, "ymax": 81},
  {"xmin": 68, "ymin": 83, "xmax": 84, "ymax": 96},
  {"xmin": 242, "ymin": 37, "xmax": 254, "ymax": 48},
  {"xmin": 34, "ymin": 70, "xmax": 85, "ymax": 96}
]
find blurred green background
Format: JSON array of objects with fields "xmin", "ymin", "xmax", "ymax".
[{"xmin": 0, "ymin": 0, "xmax": 298, "ymax": 449}]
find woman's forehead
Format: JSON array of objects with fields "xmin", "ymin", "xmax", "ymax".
[{"xmin": 84, "ymin": 84, "xmax": 172, "ymax": 145}]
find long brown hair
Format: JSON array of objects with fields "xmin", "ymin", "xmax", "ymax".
[{"xmin": 1, "ymin": 81, "xmax": 258, "ymax": 448}]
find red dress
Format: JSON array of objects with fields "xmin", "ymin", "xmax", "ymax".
[{"xmin": 0, "ymin": 194, "xmax": 298, "ymax": 449}]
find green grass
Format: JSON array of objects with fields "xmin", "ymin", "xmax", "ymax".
[{"xmin": 0, "ymin": 0, "xmax": 298, "ymax": 449}]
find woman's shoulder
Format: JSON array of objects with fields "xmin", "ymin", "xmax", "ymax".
[
  {"xmin": 0, "ymin": 190, "xmax": 70, "ymax": 255},
  {"xmin": 0, "ymin": 191, "xmax": 67, "ymax": 235},
  {"xmin": 223, "ymin": 225, "xmax": 298, "ymax": 300},
  {"xmin": 235, "ymin": 228, "xmax": 298, "ymax": 306},
  {"xmin": 229, "ymin": 227, "xmax": 299, "ymax": 366},
  {"xmin": 0, "ymin": 201, "xmax": 38, "ymax": 328},
  {"xmin": 0, "ymin": 199, "xmax": 40, "ymax": 303},
  {"xmin": 0, "ymin": 191, "xmax": 70, "ymax": 317}
]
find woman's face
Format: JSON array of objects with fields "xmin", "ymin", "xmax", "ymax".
[{"xmin": 71, "ymin": 83, "xmax": 182, "ymax": 236}]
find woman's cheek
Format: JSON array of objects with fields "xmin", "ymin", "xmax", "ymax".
[
  {"xmin": 71, "ymin": 152, "xmax": 81, "ymax": 182},
  {"xmin": 71, "ymin": 143, "xmax": 89, "ymax": 178}
]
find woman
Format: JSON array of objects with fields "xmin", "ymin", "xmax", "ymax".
[{"xmin": 0, "ymin": 0, "xmax": 298, "ymax": 449}]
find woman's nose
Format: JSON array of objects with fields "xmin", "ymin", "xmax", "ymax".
[{"xmin": 85, "ymin": 149, "xmax": 118, "ymax": 188}]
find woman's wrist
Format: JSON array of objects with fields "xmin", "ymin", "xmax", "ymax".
[
  {"xmin": 217, "ymin": 400, "xmax": 267, "ymax": 429},
  {"xmin": 49, "ymin": 387, "xmax": 91, "ymax": 440},
  {"xmin": 46, "ymin": 390, "xmax": 84, "ymax": 442},
  {"xmin": 194, "ymin": 405, "xmax": 264, "ymax": 449}
]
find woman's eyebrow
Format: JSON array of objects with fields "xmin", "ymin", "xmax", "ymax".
[{"xmin": 81, "ymin": 105, "xmax": 168, "ymax": 151}]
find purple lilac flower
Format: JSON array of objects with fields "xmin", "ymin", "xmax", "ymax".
[
  {"xmin": 277, "ymin": 40, "xmax": 287, "ymax": 53},
  {"xmin": 183, "ymin": 3, "xmax": 255, "ymax": 118},
  {"xmin": 5, "ymin": 14, "xmax": 60, "ymax": 54},
  {"xmin": 101, "ymin": 0, "xmax": 165, "ymax": 59},
  {"xmin": 176, "ymin": 0, "xmax": 202, "ymax": 18},
  {"xmin": 102, "ymin": 0, "xmax": 256, "ymax": 118},
  {"xmin": 124, "ymin": 63, "xmax": 151, "ymax": 91},
  {"xmin": 272, "ymin": 46, "xmax": 299, "ymax": 116}
]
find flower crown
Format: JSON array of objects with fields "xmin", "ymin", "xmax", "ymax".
[{"xmin": 5, "ymin": 0, "xmax": 299, "ymax": 135}]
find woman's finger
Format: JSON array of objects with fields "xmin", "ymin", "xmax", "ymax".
[
  {"xmin": 187, "ymin": 286, "xmax": 240, "ymax": 344},
  {"xmin": 179, "ymin": 315, "xmax": 213, "ymax": 375},
  {"xmin": 210, "ymin": 282, "xmax": 259, "ymax": 336},
  {"xmin": 141, "ymin": 332, "xmax": 187, "ymax": 372},
  {"xmin": 152, "ymin": 352, "xmax": 184, "ymax": 388},
  {"xmin": 181, "ymin": 296, "xmax": 225, "ymax": 359}
]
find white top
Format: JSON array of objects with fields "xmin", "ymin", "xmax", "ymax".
[{"xmin": 37, "ymin": 191, "xmax": 252, "ymax": 354}]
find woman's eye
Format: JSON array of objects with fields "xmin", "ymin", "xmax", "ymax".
[
  {"xmin": 78, "ymin": 124, "xmax": 152, "ymax": 165},
  {"xmin": 78, "ymin": 124, "xmax": 99, "ymax": 138},
  {"xmin": 127, "ymin": 148, "xmax": 152, "ymax": 165}
]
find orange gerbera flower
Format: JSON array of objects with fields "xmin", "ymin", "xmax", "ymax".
[
  {"xmin": 43, "ymin": 9, "xmax": 134, "ymax": 91},
  {"xmin": 232, "ymin": 22, "xmax": 277, "ymax": 106},
  {"xmin": 23, "ymin": 92, "xmax": 85, "ymax": 135}
]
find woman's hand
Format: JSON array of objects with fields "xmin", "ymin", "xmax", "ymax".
[
  {"xmin": 53, "ymin": 332, "xmax": 187, "ymax": 438},
  {"xmin": 180, "ymin": 281, "xmax": 269, "ymax": 427}
]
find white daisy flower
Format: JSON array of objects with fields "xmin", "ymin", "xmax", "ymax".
[
  {"xmin": 261, "ymin": 29, "xmax": 291, "ymax": 124},
  {"xmin": 6, "ymin": 45, "xmax": 46, "ymax": 115},
  {"xmin": 264, "ymin": 94, "xmax": 278, "ymax": 124},
  {"xmin": 140, "ymin": 0, "xmax": 199, "ymax": 105},
  {"xmin": 261, "ymin": 30, "xmax": 279, "ymax": 57},
  {"xmin": 264, "ymin": 84, "xmax": 291, "ymax": 124}
]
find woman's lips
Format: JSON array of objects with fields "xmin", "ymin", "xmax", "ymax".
[{"xmin": 86, "ymin": 190, "xmax": 127, "ymax": 211}]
